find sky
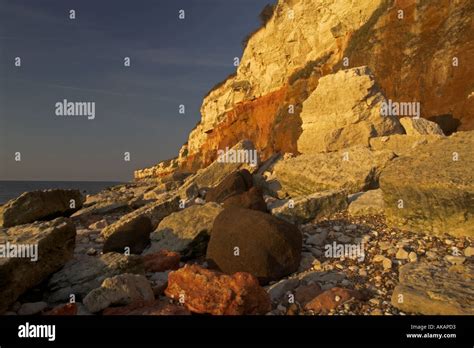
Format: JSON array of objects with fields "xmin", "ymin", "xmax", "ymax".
[{"xmin": 0, "ymin": 0, "xmax": 273, "ymax": 181}]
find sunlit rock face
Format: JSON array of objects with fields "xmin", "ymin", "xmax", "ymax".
[{"xmin": 135, "ymin": 0, "xmax": 474, "ymax": 179}]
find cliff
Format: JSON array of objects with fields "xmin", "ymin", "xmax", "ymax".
[{"xmin": 135, "ymin": 0, "xmax": 474, "ymax": 181}]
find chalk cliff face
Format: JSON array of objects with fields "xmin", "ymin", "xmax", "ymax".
[{"xmin": 135, "ymin": 0, "xmax": 474, "ymax": 180}]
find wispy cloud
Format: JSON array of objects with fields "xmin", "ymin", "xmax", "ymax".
[{"xmin": 2, "ymin": 77, "xmax": 183, "ymax": 103}]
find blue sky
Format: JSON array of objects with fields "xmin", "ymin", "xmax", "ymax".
[{"xmin": 0, "ymin": 0, "xmax": 273, "ymax": 181}]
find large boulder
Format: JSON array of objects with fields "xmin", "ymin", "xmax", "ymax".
[
  {"xmin": 47, "ymin": 252, "xmax": 144, "ymax": 302},
  {"xmin": 399, "ymin": 117, "xmax": 445, "ymax": 136},
  {"xmin": 83, "ymin": 274, "xmax": 154, "ymax": 313},
  {"xmin": 222, "ymin": 186, "xmax": 267, "ymax": 212},
  {"xmin": 0, "ymin": 218, "xmax": 76, "ymax": 313},
  {"xmin": 0, "ymin": 189, "xmax": 84, "ymax": 227},
  {"xmin": 269, "ymin": 190, "xmax": 347, "ymax": 224},
  {"xmin": 179, "ymin": 140, "xmax": 259, "ymax": 195},
  {"xmin": 297, "ymin": 66, "xmax": 403, "ymax": 154},
  {"xmin": 102, "ymin": 216, "xmax": 152, "ymax": 254},
  {"xmin": 391, "ymin": 261, "xmax": 474, "ymax": 315},
  {"xmin": 273, "ymin": 146, "xmax": 396, "ymax": 196},
  {"xmin": 369, "ymin": 134, "xmax": 443, "ymax": 156},
  {"xmin": 206, "ymin": 207, "xmax": 302, "ymax": 284},
  {"xmin": 165, "ymin": 264, "xmax": 271, "ymax": 315},
  {"xmin": 348, "ymin": 189, "xmax": 385, "ymax": 216},
  {"xmin": 380, "ymin": 131, "xmax": 474, "ymax": 237},
  {"xmin": 101, "ymin": 197, "xmax": 181, "ymax": 254},
  {"xmin": 145, "ymin": 202, "xmax": 223, "ymax": 258},
  {"xmin": 205, "ymin": 169, "xmax": 253, "ymax": 203}
]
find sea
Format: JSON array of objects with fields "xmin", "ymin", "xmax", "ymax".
[{"xmin": 0, "ymin": 181, "xmax": 124, "ymax": 205}]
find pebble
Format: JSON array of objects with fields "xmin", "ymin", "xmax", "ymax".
[
  {"xmin": 373, "ymin": 255, "xmax": 385, "ymax": 262},
  {"xmin": 426, "ymin": 251, "xmax": 437, "ymax": 259},
  {"xmin": 86, "ymin": 248, "xmax": 97, "ymax": 256},
  {"xmin": 396, "ymin": 248, "xmax": 409, "ymax": 259},
  {"xmin": 337, "ymin": 235, "xmax": 352, "ymax": 243},
  {"xmin": 445, "ymin": 255, "xmax": 466, "ymax": 265},
  {"xmin": 408, "ymin": 252, "xmax": 417, "ymax": 262},
  {"xmin": 464, "ymin": 247, "xmax": 474, "ymax": 257},
  {"xmin": 382, "ymin": 258, "xmax": 392, "ymax": 270},
  {"xmin": 369, "ymin": 298, "xmax": 381, "ymax": 305}
]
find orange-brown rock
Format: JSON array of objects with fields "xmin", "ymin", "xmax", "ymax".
[
  {"xmin": 44, "ymin": 303, "xmax": 78, "ymax": 316},
  {"xmin": 165, "ymin": 264, "xmax": 271, "ymax": 315},
  {"xmin": 305, "ymin": 287, "xmax": 363, "ymax": 313},
  {"xmin": 102, "ymin": 300, "xmax": 190, "ymax": 316},
  {"xmin": 294, "ymin": 283, "xmax": 323, "ymax": 306},
  {"xmin": 143, "ymin": 250, "xmax": 181, "ymax": 273}
]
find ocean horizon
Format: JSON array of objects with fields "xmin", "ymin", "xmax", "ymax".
[{"xmin": 0, "ymin": 180, "xmax": 125, "ymax": 204}]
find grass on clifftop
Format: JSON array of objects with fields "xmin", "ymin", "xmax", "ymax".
[
  {"xmin": 241, "ymin": 2, "xmax": 277, "ymax": 49},
  {"xmin": 288, "ymin": 52, "xmax": 333, "ymax": 85}
]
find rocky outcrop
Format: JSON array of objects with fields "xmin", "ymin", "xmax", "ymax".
[
  {"xmin": 273, "ymin": 146, "xmax": 396, "ymax": 196},
  {"xmin": 135, "ymin": 0, "xmax": 474, "ymax": 180},
  {"xmin": 101, "ymin": 197, "xmax": 181, "ymax": 254},
  {"xmin": 297, "ymin": 66, "xmax": 403, "ymax": 153},
  {"xmin": 183, "ymin": 140, "xmax": 259, "ymax": 190},
  {"xmin": 391, "ymin": 261, "xmax": 474, "ymax": 315},
  {"xmin": 399, "ymin": 117, "xmax": 445, "ymax": 136},
  {"xmin": 348, "ymin": 189, "xmax": 385, "ymax": 216},
  {"xmin": 47, "ymin": 252, "xmax": 144, "ymax": 302},
  {"xmin": 369, "ymin": 134, "xmax": 443, "ymax": 156},
  {"xmin": 146, "ymin": 202, "xmax": 223, "ymax": 258},
  {"xmin": 0, "ymin": 190, "xmax": 84, "ymax": 227},
  {"xmin": 165, "ymin": 264, "xmax": 271, "ymax": 315},
  {"xmin": 205, "ymin": 169, "xmax": 253, "ymax": 203},
  {"xmin": 206, "ymin": 207, "xmax": 302, "ymax": 283},
  {"xmin": 102, "ymin": 216, "xmax": 152, "ymax": 254},
  {"xmin": 0, "ymin": 218, "xmax": 76, "ymax": 313},
  {"xmin": 83, "ymin": 274, "xmax": 154, "ymax": 313},
  {"xmin": 380, "ymin": 131, "xmax": 474, "ymax": 237},
  {"xmin": 269, "ymin": 191, "xmax": 347, "ymax": 224}
]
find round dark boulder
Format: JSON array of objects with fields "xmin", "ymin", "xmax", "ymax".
[{"xmin": 206, "ymin": 207, "xmax": 302, "ymax": 284}]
